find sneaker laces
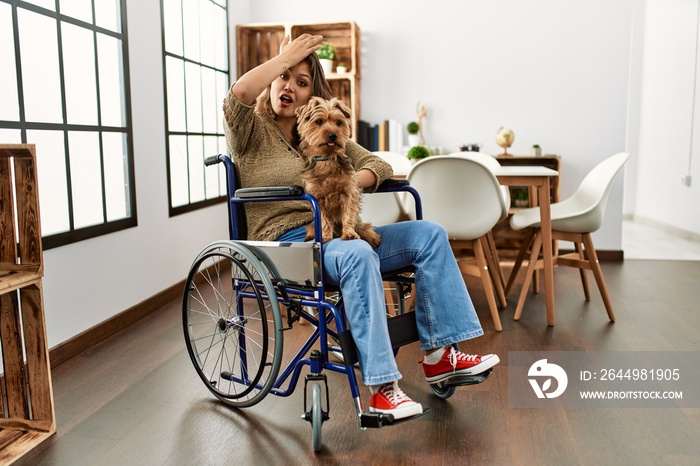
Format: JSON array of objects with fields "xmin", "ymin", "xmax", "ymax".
[
  {"xmin": 379, "ymin": 382, "xmax": 412, "ymax": 405},
  {"xmin": 448, "ymin": 347, "xmax": 479, "ymax": 370}
]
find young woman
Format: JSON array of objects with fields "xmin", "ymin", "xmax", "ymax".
[{"xmin": 223, "ymin": 34, "xmax": 499, "ymax": 420}]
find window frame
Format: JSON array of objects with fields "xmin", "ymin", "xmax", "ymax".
[
  {"xmin": 161, "ymin": 0, "xmax": 230, "ymax": 217},
  {"xmin": 0, "ymin": 0, "xmax": 137, "ymax": 250}
]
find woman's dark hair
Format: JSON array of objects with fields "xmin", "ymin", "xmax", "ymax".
[{"xmin": 255, "ymin": 52, "xmax": 333, "ymax": 120}]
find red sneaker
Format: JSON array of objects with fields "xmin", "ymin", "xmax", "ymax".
[
  {"xmin": 422, "ymin": 347, "xmax": 499, "ymax": 383},
  {"xmin": 369, "ymin": 382, "xmax": 423, "ymax": 420}
]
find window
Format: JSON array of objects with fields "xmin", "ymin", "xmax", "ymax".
[
  {"xmin": 0, "ymin": 0, "xmax": 136, "ymax": 249},
  {"xmin": 162, "ymin": 0, "xmax": 229, "ymax": 216}
]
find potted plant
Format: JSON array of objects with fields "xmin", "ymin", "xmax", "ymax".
[
  {"xmin": 407, "ymin": 121, "xmax": 420, "ymax": 147},
  {"xmin": 531, "ymin": 144, "xmax": 542, "ymax": 157},
  {"xmin": 406, "ymin": 145, "xmax": 430, "ymax": 164},
  {"xmin": 513, "ymin": 188, "xmax": 529, "ymax": 207},
  {"xmin": 336, "ymin": 62, "xmax": 347, "ymax": 73},
  {"xmin": 315, "ymin": 42, "xmax": 336, "ymax": 74}
]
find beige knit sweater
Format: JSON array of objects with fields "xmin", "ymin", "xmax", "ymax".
[{"xmin": 223, "ymin": 91, "xmax": 394, "ymax": 241}]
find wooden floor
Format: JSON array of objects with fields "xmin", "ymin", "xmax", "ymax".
[{"xmin": 16, "ymin": 260, "xmax": 700, "ymax": 466}]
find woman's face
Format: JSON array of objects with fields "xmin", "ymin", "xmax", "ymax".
[{"xmin": 270, "ymin": 61, "xmax": 313, "ymax": 120}]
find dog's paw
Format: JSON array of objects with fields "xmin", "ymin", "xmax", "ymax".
[
  {"xmin": 367, "ymin": 235, "xmax": 382, "ymax": 248},
  {"xmin": 341, "ymin": 232, "xmax": 361, "ymax": 241}
]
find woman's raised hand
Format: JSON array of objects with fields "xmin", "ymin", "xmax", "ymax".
[
  {"xmin": 279, "ymin": 33, "xmax": 323, "ymax": 64},
  {"xmin": 231, "ymin": 33, "xmax": 323, "ymax": 105}
]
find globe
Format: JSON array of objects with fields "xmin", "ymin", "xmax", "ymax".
[{"xmin": 496, "ymin": 127, "xmax": 515, "ymax": 155}]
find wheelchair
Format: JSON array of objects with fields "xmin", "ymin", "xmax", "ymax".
[{"xmin": 182, "ymin": 154, "xmax": 493, "ymax": 451}]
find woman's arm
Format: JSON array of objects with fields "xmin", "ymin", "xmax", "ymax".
[
  {"xmin": 346, "ymin": 140, "xmax": 393, "ymax": 191},
  {"xmin": 232, "ymin": 34, "xmax": 324, "ymax": 105},
  {"xmin": 356, "ymin": 169, "xmax": 377, "ymax": 189}
]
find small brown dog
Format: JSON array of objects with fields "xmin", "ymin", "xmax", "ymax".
[{"xmin": 296, "ymin": 96, "xmax": 381, "ymax": 247}]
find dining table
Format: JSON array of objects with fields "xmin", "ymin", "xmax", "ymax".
[{"xmin": 492, "ymin": 165, "xmax": 559, "ymax": 325}]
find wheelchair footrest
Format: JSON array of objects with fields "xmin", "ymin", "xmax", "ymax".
[
  {"xmin": 440, "ymin": 368, "xmax": 494, "ymax": 387},
  {"xmin": 359, "ymin": 408, "xmax": 431, "ymax": 428},
  {"xmin": 338, "ymin": 312, "xmax": 420, "ymax": 368}
]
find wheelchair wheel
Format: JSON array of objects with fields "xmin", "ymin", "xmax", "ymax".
[
  {"xmin": 183, "ymin": 241, "xmax": 283, "ymax": 408},
  {"xmin": 429, "ymin": 382, "xmax": 456, "ymax": 399},
  {"xmin": 429, "ymin": 343, "xmax": 460, "ymax": 399},
  {"xmin": 311, "ymin": 383, "xmax": 323, "ymax": 452}
]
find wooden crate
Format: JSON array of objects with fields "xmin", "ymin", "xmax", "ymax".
[
  {"xmin": 290, "ymin": 22, "xmax": 361, "ymax": 77},
  {"xmin": 0, "ymin": 144, "xmax": 55, "ymax": 464},
  {"xmin": 237, "ymin": 21, "xmax": 361, "ymax": 77},
  {"xmin": 236, "ymin": 24, "xmax": 286, "ymax": 77}
]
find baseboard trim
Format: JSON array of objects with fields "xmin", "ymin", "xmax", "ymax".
[
  {"xmin": 558, "ymin": 248, "xmax": 624, "ymax": 262},
  {"xmin": 48, "ymin": 280, "xmax": 184, "ymax": 368},
  {"xmin": 598, "ymin": 249, "xmax": 624, "ymax": 261}
]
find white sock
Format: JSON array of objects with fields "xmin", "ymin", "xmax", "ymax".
[
  {"xmin": 369, "ymin": 381, "xmax": 394, "ymax": 394},
  {"xmin": 369, "ymin": 383, "xmax": 384, "ymax": 394},
  {"xmin": 423, "ymin": 346, "xmax": 448, "ymax": 365}
]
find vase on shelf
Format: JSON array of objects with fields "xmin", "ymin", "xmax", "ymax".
[{"xmin": 320, "ymin": 59, "xmax": 333, "ymax": 75}]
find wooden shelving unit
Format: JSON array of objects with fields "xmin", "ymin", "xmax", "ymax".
[
  {"xmin": 0, "ymin": 144, "xmax": 56, "ymax": 464},
  {"xmin": 236, "ymin": 21, "xmax": 362, "ymax": 133},
  {"xmin": 493, "ymin": 155, "xmax": 562, "ymax": 258}
]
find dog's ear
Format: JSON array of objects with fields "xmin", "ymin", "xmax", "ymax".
[
  {"xmin": 330, "ymin": 98, "xmax": 352, "ymax": 134},
  {"xmin": 295, "ymin": 102, "xmax": 309, "ymax": 121},
  {"xmin": 296, "ymin": 96, "xmax": 323, "ymax": 122},
  {"xmin": 332, "ymin": 98, "xmax": 352, "ymax": 120},
  {"xmin": 308, "ymin": 96, "xmax": 324, "ymax": 107}
]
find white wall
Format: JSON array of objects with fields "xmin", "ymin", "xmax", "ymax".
[
  {"xmin": 41, "ymin": 0, "xmax": 229, "ymax": 347},
  {"xmin": 632, "ymin": 0, "xmax": 700, "ymax": 235},
  {"xmin": 246, "ymin": 0, "xmax": 634, "ymax": 249},
  {"xmin": 624, "ymin": 0, "xmax": 646, "ymax": 217}
]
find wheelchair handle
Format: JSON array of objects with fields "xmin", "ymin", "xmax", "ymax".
[{"xmin": 205, "ymin": 154, "xmax": 224, "ymax": 166}]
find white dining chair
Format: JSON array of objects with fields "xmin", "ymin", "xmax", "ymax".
[
  {"xmin": 506, "ymin": 152, "xmax": 630, "ymax": 323},
  {"xmin": 447, "ymin": 151, "xmax": 511, "ymax": 214},
  {"xmin": 447, "ymin": 151, "xmax": 510, "ymax": 289},
  {"xmin": 406, "ymin": 155, "xmax": 508, "ymax": 331}
]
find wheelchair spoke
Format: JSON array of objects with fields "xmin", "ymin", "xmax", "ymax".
[{"xmin": 183, "ymin": 242, "xmax": 283, "ymax": 407}]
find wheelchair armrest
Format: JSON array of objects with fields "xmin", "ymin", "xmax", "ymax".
[
  {"xmin": 235, "ymin": 185, "xmax": 304, "ymax": 199},
  {"xmin": 376, "ymin": 178, "xmax": 409, "ymax": 191},
  {"xmin": 372, "ymin": 178, "xmax": 423, "ymax": 221},
  {"xmin": 236, "ymin": 179, "xmax": 405, "ymax": 198}
]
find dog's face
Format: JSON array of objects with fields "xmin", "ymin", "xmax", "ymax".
[{"xmin": 296, "ymin": 97, "xmax": 352, "ymax": 160}]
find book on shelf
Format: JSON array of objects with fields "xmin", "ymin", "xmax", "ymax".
[
  {"xmin": 356, "ymin": 119, "xmax": 404, "ymax": 153},
  {"xmin": 378, "ymin": 121, "xmax": 388, "ymax": 151},
  {"xmin": 357, "ymin": 119, "xmax": 370, "ymax": 149},
  {"xmin": 388, "ymin": 119, "xmax": 403, "ymax": 154}
]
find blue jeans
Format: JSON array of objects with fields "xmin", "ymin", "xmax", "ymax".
[{"xmin": 277, "ymin": 220, "xmax": 484, "ymax": 385}]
